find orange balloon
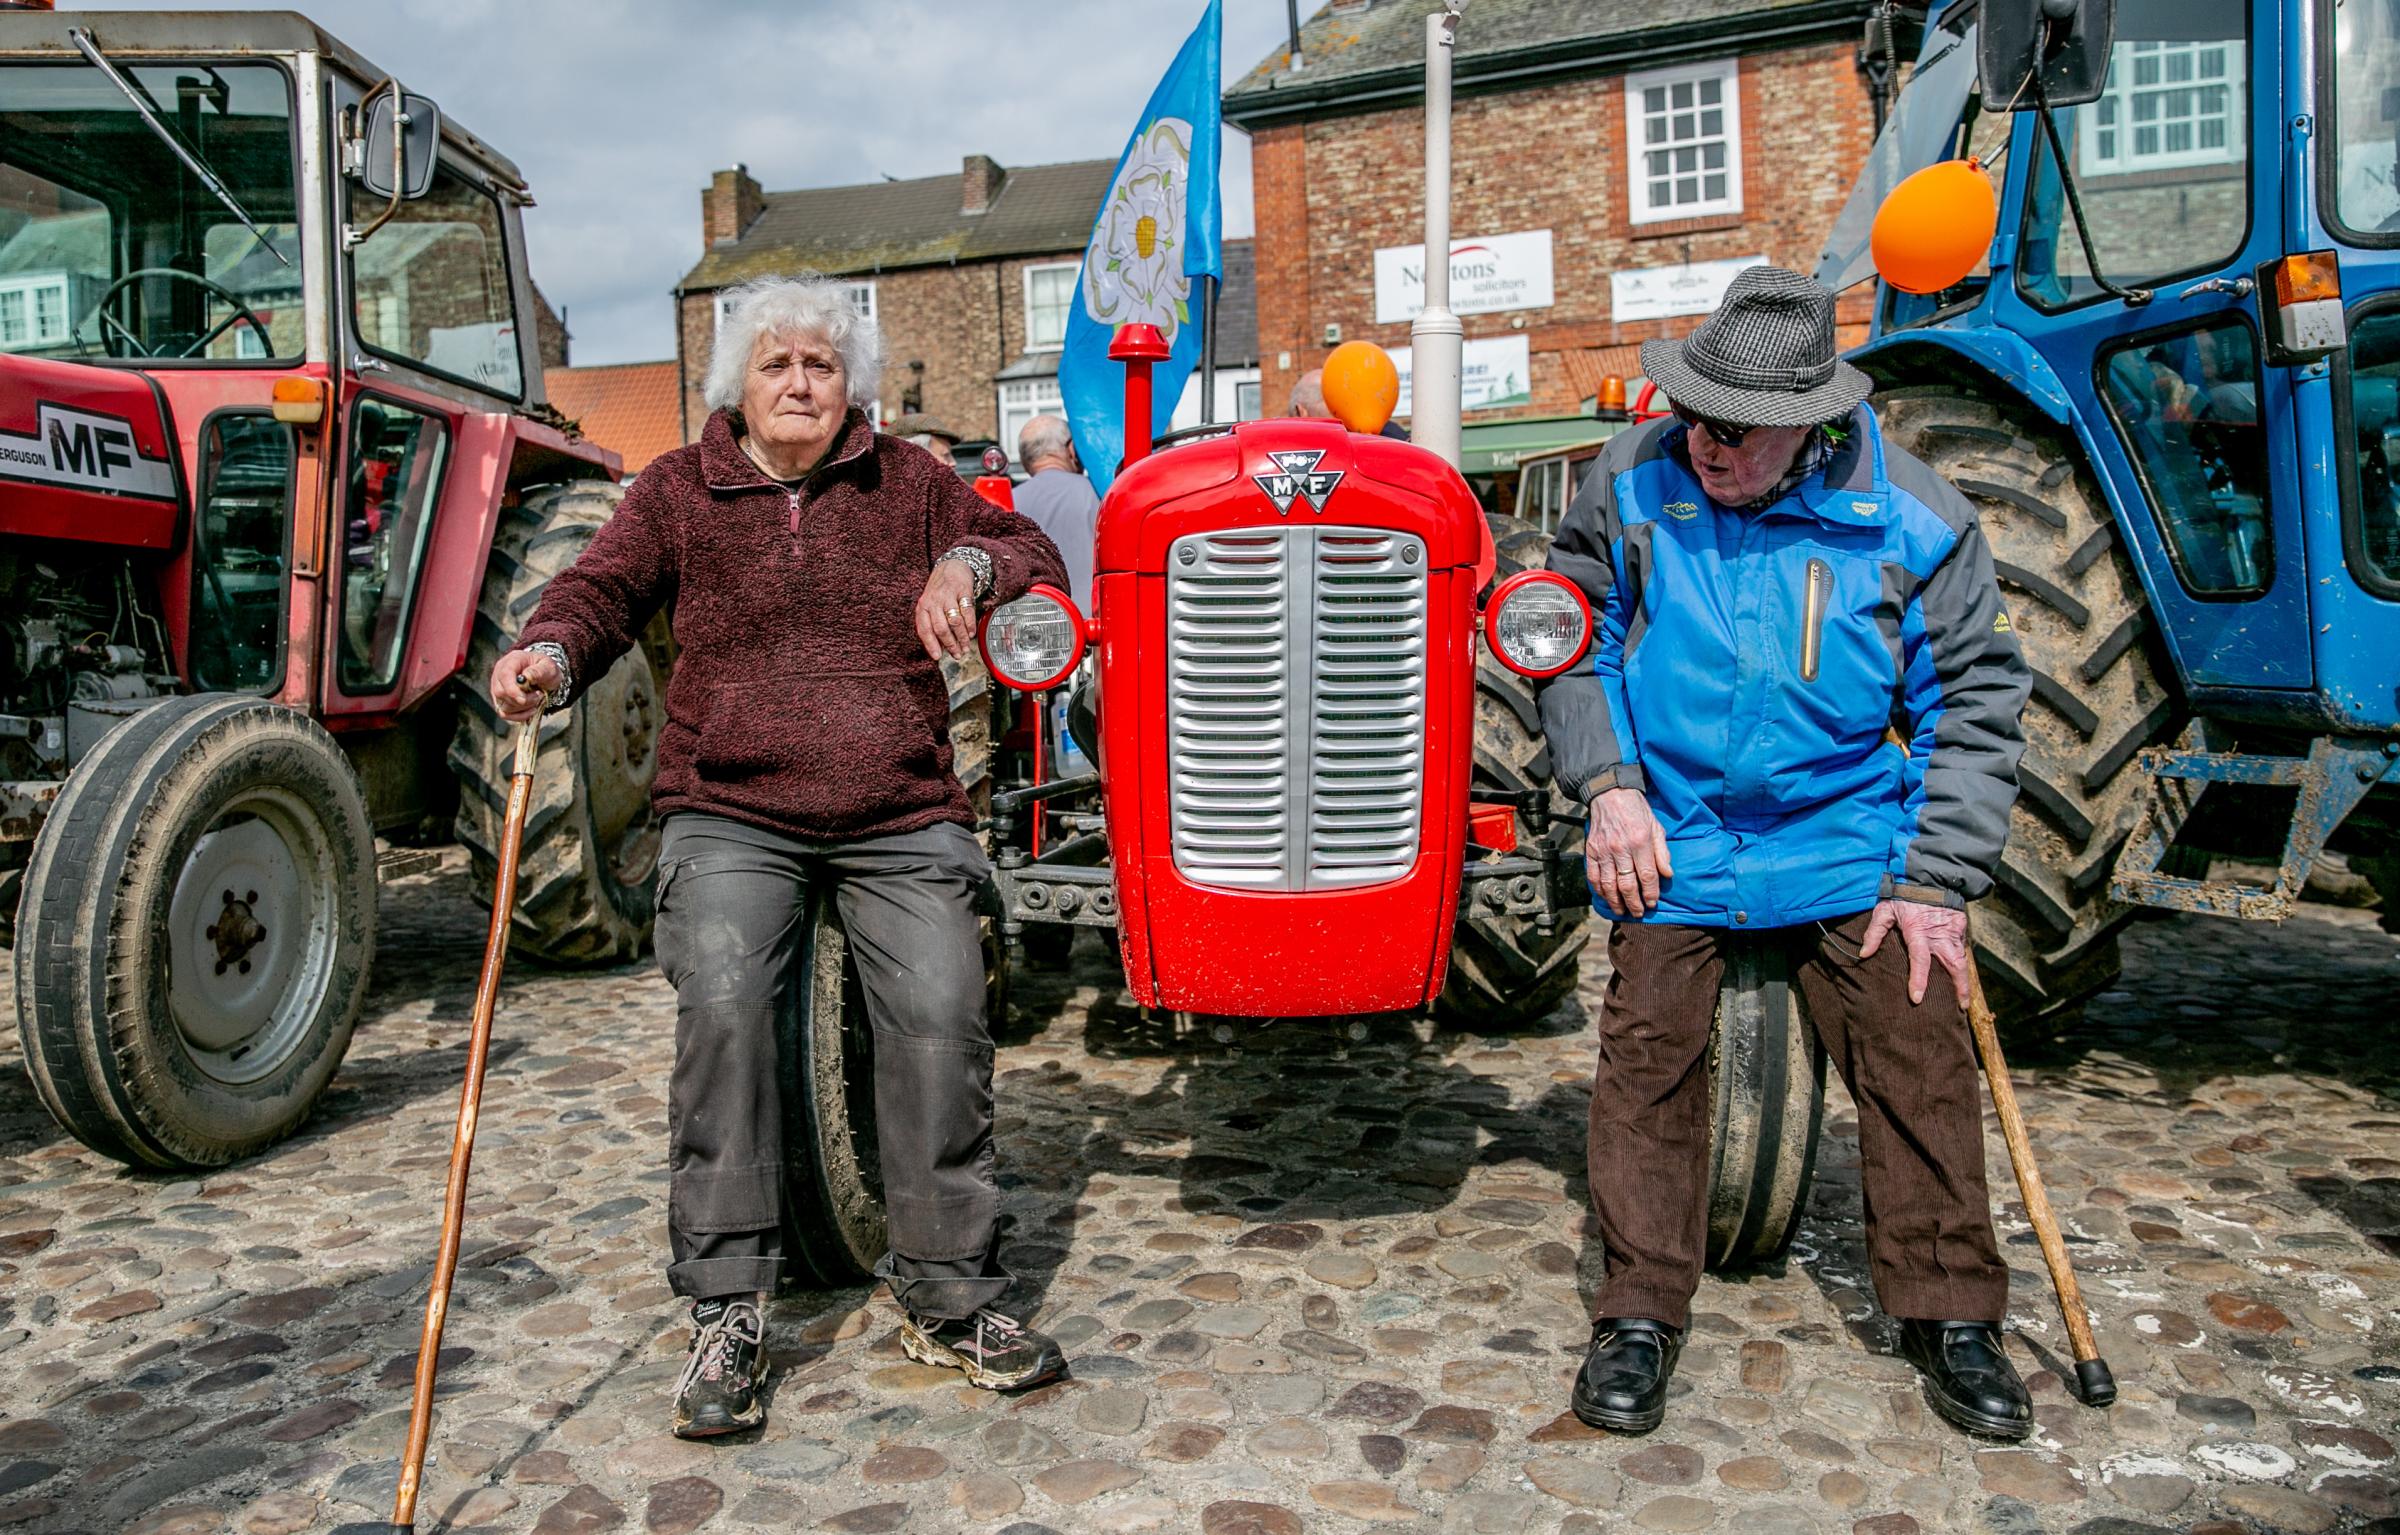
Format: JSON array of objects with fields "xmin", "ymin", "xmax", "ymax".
[
  {"xmin": 1870, "ymin": 158, "xmax": 1999, "ymax": 296},
  {"xmin": 1322, "ymin": 340, "xmax": 1400, "ymax": 434}
]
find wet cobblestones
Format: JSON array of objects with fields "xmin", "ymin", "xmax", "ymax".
[{"xmin": 2, "ymin": 856, "xmax": 2397, "ymax": 1533}]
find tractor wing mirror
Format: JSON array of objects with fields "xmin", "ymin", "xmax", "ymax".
[
  {"xmin": 1980, "ymin": 0, "xmax": 2114, "ymax": 110},
  {"xmin": 354, "ymin": 88, "xmax": 442, "ymax": 200}
]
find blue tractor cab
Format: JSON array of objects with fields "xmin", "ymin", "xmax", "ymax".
[{"xmin": 1817, "ymin": 0, "xmax": 2400, "ymax": 1023}]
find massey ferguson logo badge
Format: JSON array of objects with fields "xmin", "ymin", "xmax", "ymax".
[
  {"xmin": 0, "ymin": 401, "xmax": 175, "ymax": 502},
  {"xmin": 1253, "ymin": 449, "xmax": 1343, "ymax": 515}
]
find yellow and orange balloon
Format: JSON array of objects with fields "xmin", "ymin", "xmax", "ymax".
[
  {"xmin": 1321, "ymin": 340, "xmax": 1400, "ymax": 435},
  {"xmin": 1870, "ymin": 158, "xmax": 1999, "ymax": 296}
]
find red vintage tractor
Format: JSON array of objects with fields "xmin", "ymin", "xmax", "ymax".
[
  {"xmin": 0, "ymin": 11, "xmax": 679, "ymax": 1167},
  {"xmin": 766, "ymin": 332, "xmax": 1823, "ymax": 1291}
]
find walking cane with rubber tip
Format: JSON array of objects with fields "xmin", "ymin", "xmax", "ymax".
[
  {"xmin": 388, "ymin": 693, "xmax": 544, "ymax": 1535},
  {"xmin": 1962, "ymin": 914, "xmax": 2117, "ymax": 1408}
]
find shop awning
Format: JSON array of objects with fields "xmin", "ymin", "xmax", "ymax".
[{"xmin": 1458, "ymin": 414, "xmax": 1626, "ymax": 477}]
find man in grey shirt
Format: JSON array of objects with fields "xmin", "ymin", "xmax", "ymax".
[{"xmin": 1010, "ymin": 415, "xmax": 1097, "ymax": 611}]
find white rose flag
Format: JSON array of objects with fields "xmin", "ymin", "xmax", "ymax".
[{"xmin": 1058, "ymin": 0, "xmax": 1222, "ymax": 495}]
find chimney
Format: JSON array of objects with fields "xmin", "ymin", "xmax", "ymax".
[
  {"xmin": 962, "ymin": 154, "xmax": 1006, "ymax": 216},
  {"xmin": 704, "ymin": 164, "xmax": 765, "ymax": 246}
]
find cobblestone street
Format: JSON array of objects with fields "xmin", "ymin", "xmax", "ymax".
[{"xmin": 3, "ymin": 860, "xmax": 2397, "ymax": 1535}]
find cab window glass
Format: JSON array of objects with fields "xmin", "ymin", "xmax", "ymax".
[
  {"xmin": 2097, "ymin": 321, "xmax": 2272, "ymax": 594},
  {"xmin": 339, "ymin": 397, "xmax": 450, "ymax": 693},
  {"xmin": 348, "ymin": 163, "xmax": 522, "ymax": 396},
  {"xmin": 2329, "ymin": 0, "xmax": 2400, "ymax": 239},
  {"xmin": 2341, "ymin": 310, "xmax": 2400, "ymax": 589},
  {"xmin": 2018, "ymin": 0, "xmax": 2250, "ymax": 310},
  {"xmin": 190, "ymin": 413, "xmax": 294, "ymax": 691},
  {"xmin": 0, "ymin": 61, "xmax": 299, "ymax": 360}
]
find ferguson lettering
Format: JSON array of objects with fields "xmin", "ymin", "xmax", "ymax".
[{"xmin": 0, "ymin": 402, "xmax": 175, "ymax": 501}]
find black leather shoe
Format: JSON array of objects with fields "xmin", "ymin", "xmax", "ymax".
[
  {"xmin": 1897, "ymin": 1320, "xmax": 2033, "ymax": 1441},
  {"xmin": 1570, "ymin": 1317, "xmax": 1683, "ymax": 1434}
]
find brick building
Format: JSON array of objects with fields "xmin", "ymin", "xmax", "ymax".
[
  {"xmin": 672, "ymin": 157, "xmax": 1261, "ymax": 456},
  {"xmin": 670, "ymin": 156, "xmax": 1113, "ymax": 450},
  {"xmin": 1227, "ymin": 0, "xmax": 1886, "ymax": 421}
]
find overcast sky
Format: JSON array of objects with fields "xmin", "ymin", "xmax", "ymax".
[{"xmin": 101, "ymin": 0, "xmax": 1298, "ymax": 366}]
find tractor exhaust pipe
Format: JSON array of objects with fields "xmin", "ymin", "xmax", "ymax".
[{"xmin": 1411, "ymin": 3, "xmax": 1466, "ymax": 469}]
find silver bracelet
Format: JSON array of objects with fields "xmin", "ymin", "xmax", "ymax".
[
  {"xmin": 939, "ymin": 544, "xmax": 995, "ymax": 603},
  {"xmin": 523, "ymin": 641, "xmax": 575, "ymax": 713}
]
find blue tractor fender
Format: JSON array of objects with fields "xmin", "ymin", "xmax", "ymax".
[{"xmin": 1848, "ymin": 325, "xmax": 2149, "ymax": 564}]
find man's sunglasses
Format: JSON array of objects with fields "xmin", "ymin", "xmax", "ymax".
[{"xmin": 1671, "ymin": 404, "xmax": 1756, "ymax": 448}]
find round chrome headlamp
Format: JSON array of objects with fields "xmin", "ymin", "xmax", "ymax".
[
  {"xmin": 1483, "ymin": 570, "xmax": 1592, "ymax": 678},
  {"xmin": 979, "ymin": 584, "xmax": 1087, "ymax": 691}
]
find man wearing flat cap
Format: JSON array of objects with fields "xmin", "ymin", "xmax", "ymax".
[{"xmin": 1538, "ymin": 266, "xmax": 2035, "ymax": 1441}]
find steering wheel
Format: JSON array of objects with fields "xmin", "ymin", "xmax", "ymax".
[{"xmin": 92, "ymin": 266, "xmax": 272, "ymax": 359}]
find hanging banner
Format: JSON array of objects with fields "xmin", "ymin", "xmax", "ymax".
[
  {"xmin": 1373, "ymin": 230, "xmax": 1555, "ymax": 324},
  {"xmin": 1610, "ymin": 253, "xmax": 1770, "ymax": 324},
  {"xmin": 1384, "ymin": 335, "xmax": 1532, "ymax": 417}
]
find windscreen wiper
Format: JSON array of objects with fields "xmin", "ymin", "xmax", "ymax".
[{"xmin": 67, "ymin": 26, "xmax": 289, "ymax": 268}]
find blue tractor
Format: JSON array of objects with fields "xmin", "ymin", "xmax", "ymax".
[{"xmin": 1816, "ymin": 0, "xmax": 2400, "ymax": 1025}]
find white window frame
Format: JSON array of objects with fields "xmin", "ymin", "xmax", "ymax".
[
  {"xmin": 2078, "ymin": 39, "xmax": 2245, "ymax": 177},
  {"xmin": 997, "ymin": 377, "xmax": 1065, "ymax": 461},
  {"xmin": 1624, "ymin": 58, "xmax": 1743, "ymax": 225},
  {"xmin": 1023, "ymin": 261, "xmax": 1079, "ymax": 353},
  {"xmin": 0, "ymin": 272, "xmax": 73, "ymax": 350},
  {"xmin": 713, "ymin": 279, "xmax": 876, "ymax": 330}
]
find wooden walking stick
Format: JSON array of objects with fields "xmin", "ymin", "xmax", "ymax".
[
  {"xmin": 390, "ymin": 701, "xmax": 544, "ymax": 1534},
  {"xmin": 1963, "ymin": 919, "xmax": 2117, "ymax": 1408}
]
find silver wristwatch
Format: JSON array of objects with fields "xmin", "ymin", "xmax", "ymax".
[
  {"xmin": 523, "ymin": 640, "xmax": 575, "ymax": 713},
  {"xmin": 939, "ymin": 544, "xmax": 995, "ymax": 603}
]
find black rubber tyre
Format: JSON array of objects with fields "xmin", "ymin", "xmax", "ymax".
[
  {"xmin": 1706, "ymin": 943, "xmax": 1826, "ymax": 1270},
  {"xmin": 777, "ymin": 889, "xmax": 887, "ymax": 1289},
  {"xmin": 1436, "ymin": 514, "xmax": 1593, "ymax": 1032},
  {"xmin": 16, "ymin": 695, "xmax": 375, "ymax": 1168},
  {"xmin": 453, "ymin": 481, "xmax": 672, "ymax": 964},
  {"xmin": 1876, "ymin": 388, "xmax": 2182, "ymax": 1028}
]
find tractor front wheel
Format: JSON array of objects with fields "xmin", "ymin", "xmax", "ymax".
[{"xmin": 15, "ymin": 696, "xmax": 376, "ymax": 1168}]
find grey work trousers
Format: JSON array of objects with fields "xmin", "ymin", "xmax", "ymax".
[{"xmin": 653, "ymin": 812, "xmax": 1010, "ymax": 1320}]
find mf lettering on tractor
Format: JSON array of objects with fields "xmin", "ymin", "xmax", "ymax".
[
  {"xmin": 0, "ymin": 400, "xmax": 176, "ymax": 501},
  {"xmin": 1252, "ymin": 447, "xmax": 1344, "ymax": 514}
]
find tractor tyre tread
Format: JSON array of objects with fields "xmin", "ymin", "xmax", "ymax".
[{"xmin": 1876, "ymin": 391, "xmax": 2183, "ymax": 1030}]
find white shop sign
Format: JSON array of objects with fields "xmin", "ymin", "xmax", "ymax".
[
  {"xmin": 1384, "ymin": 334, "xmax": 1533, "ymax": 418},
  {"xmin": 1373, "ymin": 230, "xmax": 1555, "ymax": 324},
  {"xmin": 1610, "ymin": 253, "xmax": 1770, "ymax": 324}
]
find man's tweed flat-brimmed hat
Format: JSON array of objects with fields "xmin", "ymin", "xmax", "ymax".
[{"xmin": 1639, "ymin": 266, "xmax": 1872, "ymax": 428}]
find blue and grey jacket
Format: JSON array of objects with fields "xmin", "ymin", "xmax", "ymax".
[{"xmin": 1537, "ymin": 406, "xmax": 2030, "ymax": 928}]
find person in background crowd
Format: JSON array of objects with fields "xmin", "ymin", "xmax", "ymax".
[
  {"xmin": 888, "ymin": 411, "xmax": 964, "ymax": 468},
  {"xmin": 490, "ymin": 276, "xmax": 1071, "ymax": 1441},
  {"xmin": 1011, "ymin": 415, "xmax": 1098, "ymax": 612},
  {"xmin": 1537, "ymin": 266, "xmax": 2035, "ymax": 1444}
]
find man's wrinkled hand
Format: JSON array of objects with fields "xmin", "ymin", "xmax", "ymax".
[
  {"xmin": 490, "ymin": 647, "xmax": 559, "ymax": 724},
  {"xmin": 1859, "ymin": 897, "xmax": 1971, "ymax": 1008},
  {"xmin": 1585, "ymin": 786, "xmax": 1673, "ymax": 919},
  {"xmin": 915, "ymin": 557, "xmax": 979, "ymax": 660}
]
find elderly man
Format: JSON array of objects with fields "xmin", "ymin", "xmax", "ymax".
[
  {"xmin": 1012, "ymin": 415, "xmax": 1097, "ymax": 611},
  {"xmin": 491, "ymin": 276, "xmax": 1071, "ymax": 1438},
  {"xmin": 1539, "ymin": 267, "xmax": 2033, "ymax": 1441}
]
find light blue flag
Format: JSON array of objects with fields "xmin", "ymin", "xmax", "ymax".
[{"xmin": 1059, "ymin": 0, "xmax": 1222, "ymax": 497}]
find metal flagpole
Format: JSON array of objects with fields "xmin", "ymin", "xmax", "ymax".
[
  {"xmin": 1411, "ymin": 3, "xmax": 1466, "ymax": 467},
  {"xmin": 1199, "ymin": 273, "xmax": 1220, "ymax": 424}
]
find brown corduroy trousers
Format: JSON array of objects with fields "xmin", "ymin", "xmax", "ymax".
[{"xmin": 1586, "ymin": 910, "xmax": 2009, "ymax": 1328}]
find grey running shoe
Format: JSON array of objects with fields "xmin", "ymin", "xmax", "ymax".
[
  {"xmin": 899, "ymin": 1306, "xmax": 1066, "ymax": 1391},
  {"xmin": 672, "ymin": 1296, "xmax": 765, "ymax": 1438}
]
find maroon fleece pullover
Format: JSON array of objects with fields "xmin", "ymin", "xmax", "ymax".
[{"xmin": 517, "ymin": 406, "xmax": 1068, "ymax": 842}]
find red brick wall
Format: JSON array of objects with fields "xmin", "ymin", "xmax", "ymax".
[{"xmin": 1248, "ymin": 42, "xmax": 1878, "ymax": 419}]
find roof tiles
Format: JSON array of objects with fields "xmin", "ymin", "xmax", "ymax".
[{"xmin": 543, "ymin": 360, "xmax": 683, "ymax": 476}]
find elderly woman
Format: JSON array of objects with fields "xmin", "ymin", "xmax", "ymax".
[{"xmin": 491, "ymin": 276, "xmax": 1069, "ymax": 1438}]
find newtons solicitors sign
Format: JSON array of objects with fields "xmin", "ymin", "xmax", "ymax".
[{"xmin": 1373, "ymin": 230, "xmax": 1555, "ymax": 325}]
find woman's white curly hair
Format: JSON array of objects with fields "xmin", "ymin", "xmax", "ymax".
[{"xmin": 703, "ymin": 273, "xmax": 881, "ymax": 413}]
